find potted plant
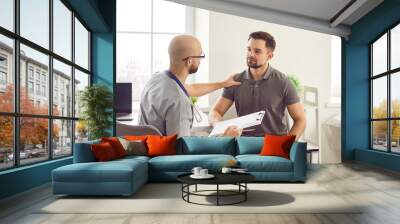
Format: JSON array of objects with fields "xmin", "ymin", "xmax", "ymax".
[
  {"xmin": 79, "ymin": 84, "xmax": 113, "ymax": 140},
  {"xmin": 287, "ymin": 74, "xmax": 302, "ymax": 94}
]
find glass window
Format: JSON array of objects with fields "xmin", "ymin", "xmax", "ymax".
[
  {"xmin": 19, "ymin": 117, "xmax": 49, "ymax": 165},
  {"xmin": 153, "ymin": 34, "xmax": 175, "ymax": 73},
  {"xmin": 391, "ymin": 120, "xmax": 400, "ymax": 153},
  {"xmin": 20, "ymin": 44, "xmax": 49, "ymax": 115},
  {"xmin": 372, "ymin": 121, "xmax": 388, "ymax": 151},
  {"xmin": 74, "ymin": 18, "xmax": 89, "ymax": 70},
  {"xmin": 117, "ymin": 33, "xmax": 151, "ymax": 109},
  {"xmin": 20, "ymin": 0, "xmax": 49, "ymax": 49},
  {"xmin": 0, "ymin": 0, "xmax": 14, "ymax": 31},
  {"xmin": 372, "ymin": 34, "xmax": 387, "ymax": 76},
  {"xmin": 117, "ymin": 0, "xmax": 190, "ymax": 115},
  {"xmin": 371, "ymin": 23, "xmax": 400, "ymax": 154},
  {"xmin": 0, "ymin": 116, "xmax": 13, "ymax": 170},
  {"xmin": 0, "ymin": 54, "xmax": 7, "ymax": 67},
  {"xmin": 28, "ymin": 81, "xmax": 34, "ymax": 94},
  {"xmin": 391, "ymin": 24, "xmax": 400, "ymax": 70},
  {"xmin": 53, "ymin": 119, "xmax": 72, "ymax": 158},
  {"xmin": 153, "ymin": 0, "xmax": 186, "ymax": 33},
  {"xmin": 53, "ymin": 0, "xmax": 72, "ymax": 60},
  {"xmin": 372, "ymin": 77, "xmax": 387, "ymax": 119},
  {"xmin": 53, "ymin": 59, "xmax": 72, "ymax": 117},
  {"xmin": 28, "ymin": 67, "xmax": 34, "ymax": 79},
  {"xmin": 74, "ymin": 69, "xmax": 89, "ymax": 118},
  {"xmin": 117, "ymin": 0, "xmax": 151, "ymax": 32},
  {"xmin": 0, "ymin": 35, "xmax": 14, "ymax": 113},
  {"xmin": 391, "ymin": 72, "xmax": 400, "ymax": 118},
  {"xmin": 75, "ymin": 120, "xmax": 88, "ymax": 143},
  {"xmin": 0, "ymin": 71, "xmax": 6, "ymax": 84}
]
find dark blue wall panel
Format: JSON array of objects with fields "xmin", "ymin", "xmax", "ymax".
[{"xmin": 344, "ymin": 0, "xmax": 400, "ymax": 171}]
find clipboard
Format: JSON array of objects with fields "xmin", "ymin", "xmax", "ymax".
[{"xmin": 209, "ymin": 110, "xmax": 265, "ymax": 136}]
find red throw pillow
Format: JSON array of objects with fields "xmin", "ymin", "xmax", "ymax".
[
  {"xmin": 124, "ymin": 135, "xmax": 148, "ymax": 141},
  {"xmin": 260, "ymin": 134, "xmax": 296, "ymax": 159},
  {"xmin": 101, "ymin": 137, "xmax": 127, "ymax": 158},
  {"xmin": 91, "ymin": 142, "xmax": 118, "ymax": 161},
  {"xmin": 146, "ymin": 134, "xmax": 177, "ymax": 157}
]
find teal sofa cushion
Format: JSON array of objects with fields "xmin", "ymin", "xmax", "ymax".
[
  {"xmin": 235, "ymin": 137, "xmax": 264, "ymax": 155},
  {"xmin": 177, "ymin": 137, "xmax": 235, "ymax": 155},
  {"xmin": 53, "ymin": 159, "xmax": 147, "ymax": 183},
  {"xmin": 236, "ymin": 155, "xmax": 293, "ymax": 172},
  {"xmin": 148, "ymin": 154, "xmax": 235, "ymax": 172},
  {"xmin": 73, "ymin": 140, "xmax": 100, "ymax": 163}
]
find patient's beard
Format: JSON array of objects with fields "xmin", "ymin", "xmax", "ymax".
[
  {"xmin": 247, "ymin": 58, "xmax": 263, "ymax": 69},
  {"xmin": 189, "ymin": 64, "xmax": 199, "ymax": 74}
]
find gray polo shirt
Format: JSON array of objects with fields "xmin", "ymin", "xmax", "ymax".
[
  {"xmin": 222, "ymin": 65, "xmax": 299, "ymax": 136},
  {"xmin": 138, "ymin": 71, "xmax": 193, "ymax": 137}
]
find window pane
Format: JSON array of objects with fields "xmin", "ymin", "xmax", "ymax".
[
  {"xmin": 117, "ymin": 0, "xmax": 151, "ymax": 32},
  {"xmin": 20, "ymin": 44, "xmax": 49, "ymax": 115},
  {"xmin": 75, "ymin": 120, "xmax": 88, "ymax": 143},
  {"xmin": 153, "ymin": 34, "xmax": 175, "ymax": 73},
  {"xmin": 153, "ymin": 0, "xmax": 186, "ymax": 33},
  {"xmin": 391, "ymin": 24, "xmax": 400, "ymax": 70},
  {"xmin": 20, "ymin": 0, "xmax": 49, "ymax": 49},
  {"xmin": 0, "ymin": 0, "xmax": 14, "ymax": 31},
  {"xmin": 372, "ymin": 34, "xmax": 387, "ymax": 76},
  {"xmin": 53, "ymin": 119, "xmax": 72, "ymax": 158},
  {"xmin": 0, "ymin": 35, "xmax": 14, "ymax": 113},
  {"xmin": 20, "ymin": 117, "xmax": 49, "ymax": 165},
  {"xmin": 0, "ymin": 116, "xmax": 13, "ymax": 170},
  {"xmin": 372, "ymin": 121, "xmax": 388, "ymax": 151},
  {"xmin": 53, "ymin": 59, "xmax": 72, "ymax": 117},
  {"xmin": 391, "ymin": 120, "xmax": 400, "ymax": 153},
  {"xmin": 74, "ymin": 69, "xmax": 89, "ymax": 118},
  {"xmin": 391, "ymin": 72, "xmax": 400, "ymax": 118},
  {"xmin": 53, "ymin": 0, "xmax": 72, "ymax": 60},
  {"xmin": 117, "ymin": 34, "xmax": 150, "ymax": 111},
  {"xmin": 75, "ymin": 18, "xmax": 89, "ymax": 70},
  {"xmin": 372, "ymin": 77, "xmax": 387, "ymax": 119}
]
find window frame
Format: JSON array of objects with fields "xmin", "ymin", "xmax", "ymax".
[
  {"xmin": 116, "ymin": 0, "xmax": 194, "ymax": 112},
  {"xmin": 0, "ymin": 0, "xmax": 91, "ymax": 171},
  {"xmin": 370, "ymin": 20, "xmax": 400, "ymax": 154}
]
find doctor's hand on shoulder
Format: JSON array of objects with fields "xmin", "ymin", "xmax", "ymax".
[{"xmin": 220, "ymin": 74, "xmax": 241, "ymax": 88}]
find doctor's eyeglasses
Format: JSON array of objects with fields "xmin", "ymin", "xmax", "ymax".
[{"xmin": 182, "ymin": 53, "xmax": 206, "ymax": 61}]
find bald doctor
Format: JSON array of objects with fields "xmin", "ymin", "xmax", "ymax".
[{"xmin": 138, "ymin": 35, "xmax": 242, "ymax": 137}]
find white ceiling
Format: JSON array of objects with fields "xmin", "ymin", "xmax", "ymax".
[{"xmin": 167, "ymin": 0, "xmax": 384, "ymax": 38}]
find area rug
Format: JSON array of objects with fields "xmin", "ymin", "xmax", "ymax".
[{"xmin": 37, "ymin": 183, "xmax": 362, "ymax": 214}]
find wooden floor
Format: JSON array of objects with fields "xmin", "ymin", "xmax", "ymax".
[{"xmin": 1, "ymin": 162, "xmax": 400, "ymax": 224}]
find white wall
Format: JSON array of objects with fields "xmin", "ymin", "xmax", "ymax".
[{"xmin": 206, "ymin": 11, "xmax": 341, "ymax": 163}]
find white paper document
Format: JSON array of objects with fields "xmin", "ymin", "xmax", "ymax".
[{"xmin": 209, "ymin": 110, "xmax": 265, "ymax": 136}]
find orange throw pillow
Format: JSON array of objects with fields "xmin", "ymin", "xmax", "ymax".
[
  {"xmin": 260, "ymin": 134, "xmax": 296, "ymax": 159},
  {"xmin": 124, "ymin": 135, "xmax": 148, "ymax": 141},
  {"xmin": 91, "ymin": 142, "xmax": 118, "ymax": 161},
  {"xmin": 146, "ymin": 134, "xmax": 177, "ymax": 157},
  {"xmin": 101, "ymin": 137, "xmax": 127, "ymax": 158}
]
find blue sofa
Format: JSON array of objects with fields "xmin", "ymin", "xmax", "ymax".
[{"xmin": 52, "ymin": 137, "xmax": 307, "ymax": 196}]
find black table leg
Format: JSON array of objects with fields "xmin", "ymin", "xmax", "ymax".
[
  {"xmin": 217, "ymin": 184, "xmax": 219, "ymax": 206},
  {"xmin": 245, "ymin": 183, "xmax": 247, "ymax": 201}
]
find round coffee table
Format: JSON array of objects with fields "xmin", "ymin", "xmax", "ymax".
[{"xmin": 177, "ymin": 172, "xmax": 255, "ymax": 206}]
